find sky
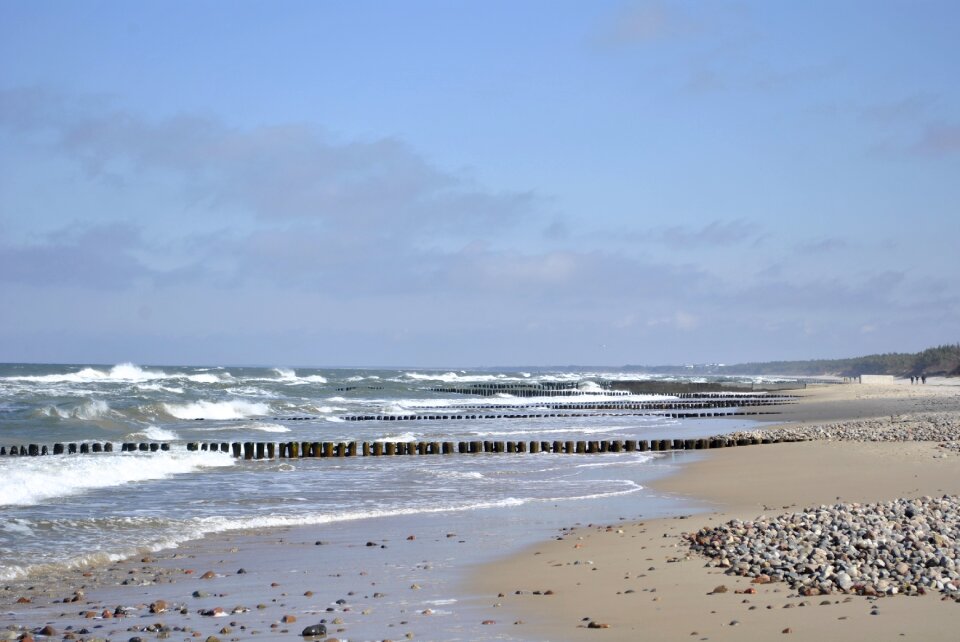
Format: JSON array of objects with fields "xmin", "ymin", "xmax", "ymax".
[{"xmin": 1, "ymin": 0, "xmax": 958, "ymax": 367}]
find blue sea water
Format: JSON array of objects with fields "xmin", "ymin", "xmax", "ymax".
[{"xmin": 0, "ymin": 363, "xmax": 773, "ymax": 584}]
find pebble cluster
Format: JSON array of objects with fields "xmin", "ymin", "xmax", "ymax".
[
  {"xmin": 687, "ymin": 495, "xmax": 960, "ymax": 601},
  {"xmin": 718, "ymin": 412, "xmax": 960, "ymax": 445},
  {"xmin": 691, "ymin": 412, "xmax": 960, "ymax": 601}
]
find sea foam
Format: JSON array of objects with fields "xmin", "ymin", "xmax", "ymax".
[
  {"xmin": 162, "ymin": 399, "xmax": 269, "ymax": 420},
  {"xmin": 0, "ymin": 451, "xmax": 234, "ymax": 507}
]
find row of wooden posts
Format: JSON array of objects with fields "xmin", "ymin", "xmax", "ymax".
[
  {"xmin": 260, "ymin": 409, "xmax": 782, "ymax": 423},
  {"xmin": 2, "ymin": 435, "xmax": 797, "ymax": 458},
  {"xmin": 186, "ymin": 434, "xmax": 799, "ymax": 459},
  {"xmin": 2, "ymin": 442, "xmax": 170, "ymax": 456}
]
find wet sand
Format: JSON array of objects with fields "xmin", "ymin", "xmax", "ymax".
[{"xmin": 470, "ymin": 379, "xmax": 960, "ymax": 641}]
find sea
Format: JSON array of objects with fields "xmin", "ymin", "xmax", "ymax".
[{"xmin": 0, "ymin": 362, "xmax": 781, "ymax": 638}]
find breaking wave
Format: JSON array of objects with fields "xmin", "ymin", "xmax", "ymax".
[
  {"xmin": 162, "ymin": 400, "xmax": 270, "ymax": 420},
  {"xmin": 0, "ymin": 451, "xmax": 234, "ymax": 507}
]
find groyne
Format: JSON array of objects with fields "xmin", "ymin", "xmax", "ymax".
[{"xmin": 2, "ymin": 432, "xmax": 801, "ymax": 460}]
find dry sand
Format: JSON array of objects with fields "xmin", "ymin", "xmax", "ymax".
[{"xmin": 469, "ymin": 379, "xmax": 960, "ymax": 641}]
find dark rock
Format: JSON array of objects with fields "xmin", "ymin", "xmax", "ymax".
[{"xmin": 300, "ymin": 624, "xmax": 326, "ymax": 637}]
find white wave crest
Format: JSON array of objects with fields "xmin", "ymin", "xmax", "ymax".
[
  {"xmin": 0, "ymin": 451, "xmax": 234, "ymax": 507},
  {"xmin": 376, "ymin": 432, "xmax": 419, "ymax": 443},
  {"xmin": 162, "ymin": 399, "xmax": 269, "ymax": 420},
  {"xmin": 404, "ymin": 371, "xmax": 507, "ymax": 383},
  {"xmin": 185, "ymin": 373, "xmax": 225, "ymax": 384},
  {"xmin": 41, "ymin": 399, "xmax": 113, "ymax": 421},
  {"xmin": 128, "ymin": 425, "xmax": 179, "ymax": 441},
  {"xmin": 136, "ymin": 383, "xmax": 186, "ymax": 393},
  {"xmin": 7, "ymin": 363, "xmax": 167, "ymax": 384},
  {"xmin": 247, "ymin": 422, "xmax": 291, "ymax": 433}
]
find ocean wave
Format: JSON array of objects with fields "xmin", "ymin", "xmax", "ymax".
[
  {"xmin": 2, "ymin": 363, "xmax": 237, "ymax": 386},
  {"xmin": 0, "ymin": 451, "xmax": 234, "ymax": 507},
  {"xmin": 162, "ymin": 399, "xmax": 270, "ymax": 420},
  {"xmin": 246, "ymin": 422, "xmax": 291, "ymax": 433},
  {"xmin": 185, "ymin": 373, "xmax": 229, "ymax": 384},
  {"xmin": 136, "ymin": 383, "xmax": 186, "ymax": 394},
  {"xmin": 265, "ymin": 368, "xmax": 328, "ymax": 385},
  {"xmin": 127, "ymin": 425, "xmax": 180, "ymax": 441},
  {"xmin": 403, "ymin": 371, "xmax": 511, "ymax": 383},
  {"xmin": 542, "ymin": 479, "xmax": 644, "ymax": 502},
  {"xmin": 375, "ymin": 432, "xmax": 419, "ymax": 443},
  {"xmin": 470, "ymin": 425, "xmax": 622, "ymax": 438},
  {"xmin": 0, "ymin": 497, "xmax": 528, "ymax": 581},
  {"xmin": 5, "ymin": 363, "xmax": 167, "ymax": 384},
  {"xmin": 39, "ymin": 399, "xmax": 113, "ymax": 421}
]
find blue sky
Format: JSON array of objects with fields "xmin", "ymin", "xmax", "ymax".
[{"xmin": 1, "ymin": 0, "xmax": 958, "ymax": 367}]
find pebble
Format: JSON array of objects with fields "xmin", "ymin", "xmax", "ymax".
[
  {"xmin": 687, "ymin": 494, "xmax": 960, "ymax": 599},
  {"xmin": 717, "ymin": 411, "xmax": 960, "ymax": 445}
]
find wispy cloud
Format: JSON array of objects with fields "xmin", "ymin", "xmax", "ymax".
[
  {"xmin": 909, "ymin": 123, "xmax": 960, "ymax": 157},
  {"xmin": 0, "ymin": 88, "xmax": 535, "ymax": 237},
  {"xmin": 0, "ymin": 223, "xmax": 150, "ymax": 288},
  {"xmin": 596, "ymin": 0, "xmax": 695, "ymax": 46},
  {"xmin": 860, "ymin": 94, "xmax": 937, "ymax": 124},
  {"xmin": 795, "ymin": 237, "xmax": 848, "ymax": 254}
]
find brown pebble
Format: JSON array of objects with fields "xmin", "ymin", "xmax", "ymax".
[
  {"xmin": 783, "ymin": 628, "xmax": 793, "ymax": 634},
  {"xmin": 711, "ymin": 585, "xmax": 728, "ymax": 594},
  {"xmin": 201, "ymin": 571, "xmax": 216, "ymax": 579},
  {"xmin": 281, "ymin": 614, "xmax": 297, "ymax": 623},
  {"xmin": 481, "ymin": 620, "xmax": 496, "ymax": 625},
  {"xmin": 15, "ymin": 597, "xmax": 31, "ymax": 604}
]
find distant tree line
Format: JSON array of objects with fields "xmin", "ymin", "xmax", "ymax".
[{"xmin": 628, "ymin": 343, "xmax": 960, "ymax": 377}]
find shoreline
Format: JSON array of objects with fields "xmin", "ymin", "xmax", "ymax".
[
  {"xmin": 468, "ymin": 380, "xmax": 960, "ymax": 641},
  {"xmin": 4, "ymin": 380, "xmax": 959, "ymax": 641}
]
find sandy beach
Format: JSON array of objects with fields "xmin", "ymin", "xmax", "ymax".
[
  {"xmin": 4, "ymin": 378, "xmax": 960, "ymax": 642},
  {"xmin": 470, "ymin": 379, "xmax": 960, "ymax": 641}
]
